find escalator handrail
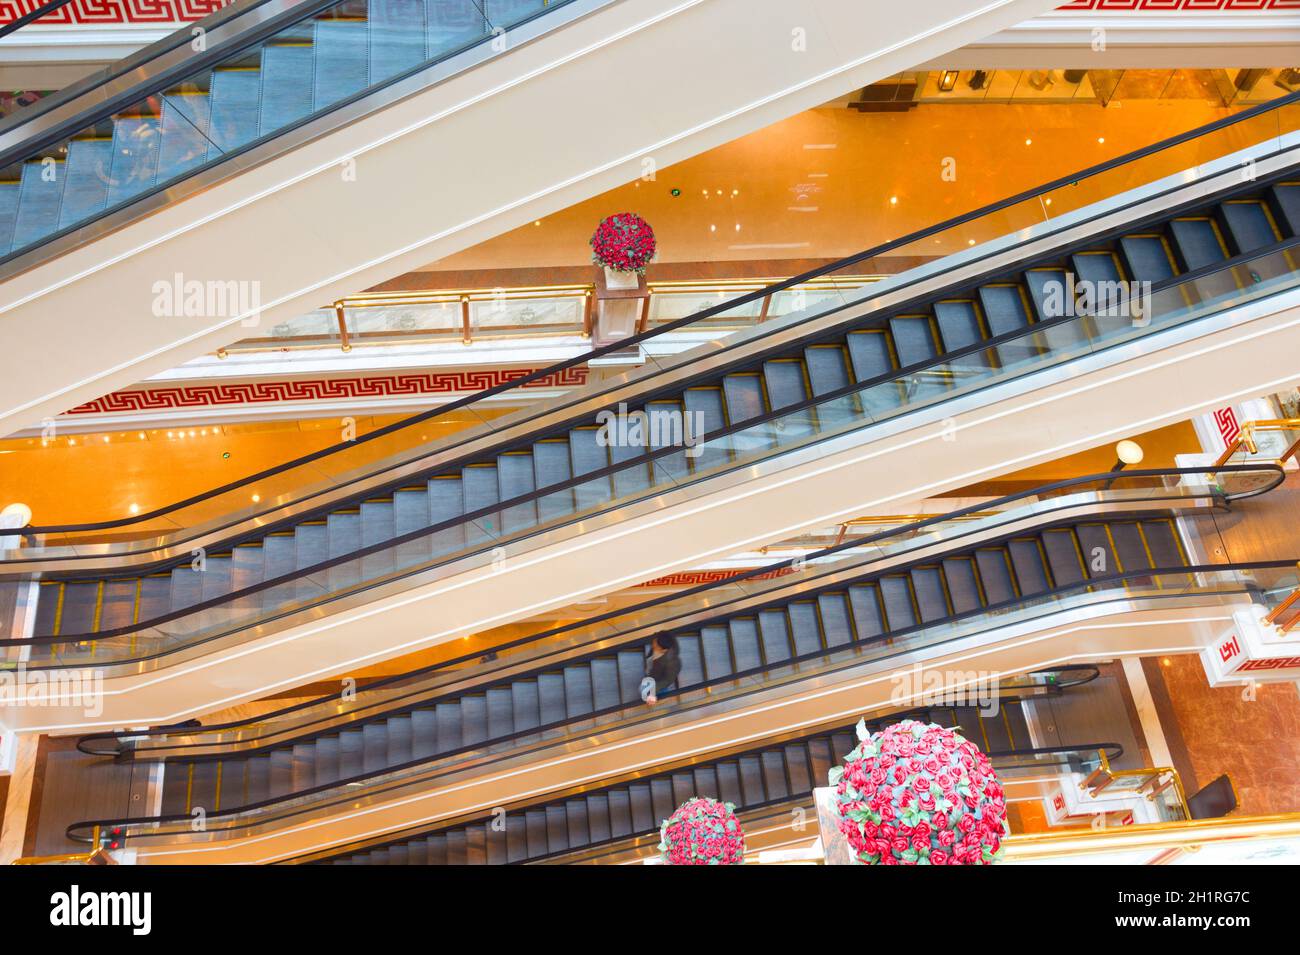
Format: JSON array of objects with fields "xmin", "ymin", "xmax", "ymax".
[
  {"xmin": 13, "ymin": 207, "xmax": 1299, "ymax": 580},
  {"xmin": 66, "ymin": 553, "xmax": 1288, "ymax": 834},
  {"xmin": 64, "ymin": 464, "xmax": 1277, "ymax": 752},
  {"xmin": 16, "ymin": 86, "xmax": 1300, "ymax": 538},
  {"xmin": 19, "ymin": 455, "xmax": 1275, "ymax": 654},
  {"xmin": 0, "ymin": 0, "xmax": 341, "ymax": 154},
  {"xmin": 0, "ymin": 0, "xmax": 78, "ymax": 40}
]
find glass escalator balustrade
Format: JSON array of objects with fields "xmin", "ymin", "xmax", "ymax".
[{"xmin": 0, "ymin": 0, "xmax": 560, "ymax": 262}]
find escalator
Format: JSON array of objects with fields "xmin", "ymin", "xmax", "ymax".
[
  {"xmin": 55, "ymin": 465, "xmax": 1289, "ymax": 861},
  {"xmin": 6, "ymin": 96, "xmax": 1300, "ymax": 730},
  {"xmin": 0, "ymin": 0, "xmax": 1052, "ymax": 435},
  {"xmin": 291, "ymin": 686, "xmax": 1117, "ymax": 865}
]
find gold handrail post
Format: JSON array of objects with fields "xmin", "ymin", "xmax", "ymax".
[
  {"xmin": 334, "ymin": 301, "xmax": 352, "ymax": 353},
  {"xmin": 460, "ymin": 296, "xmax": 472, "ymax": 345}
]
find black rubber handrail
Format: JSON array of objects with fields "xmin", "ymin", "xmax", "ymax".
[
  {"xmin": 19, "ymin": 86, "xmax": 1300, "ymax": 537},
  {"xmin": 0, "ymin": 0, "xmax": 76, "ymax": 40},
  {"xmin": 15, "ymin": 208, "xmax": 1299, "ymax": 584}
]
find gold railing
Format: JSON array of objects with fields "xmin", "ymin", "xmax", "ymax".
[
  {"xmin": 12, "ymin": 828, "xmax": 116, "ymax": 865},
  {"xmin": 218, "ymin": 274, "xmax": 885, "ymax": 355},
  {"xmin": 1080, "ymin": 749, "xmax": 1192, "ymax": 822},
  {"xmin": 1264, "ymin": 560, "xmax": 1300, "ymax": 633},
  {"xmin": 1213, "ymin": 417, "xmax": 1300, "ymax": 470},
  {"xmin": 1003, "ymin": 811, "xmax": 1300, "ymax": 865}
]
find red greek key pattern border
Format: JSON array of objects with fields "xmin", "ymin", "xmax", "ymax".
[
  {"xmin": 0, "ymin": 0, "xmax": 226, "ymax": 24},
  {"xmin": 635, "ymin": 568, "xmax": 796, "ymax": 588},
  {"xmin": 64, "ymin": 366, "xmax": 589, "ymax": 416}
]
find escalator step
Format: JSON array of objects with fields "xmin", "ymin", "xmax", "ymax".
[
  {"xmin": 807, "ymin": 739, "xmax": 834, "ymax": 787},
  {"xmin": 445, "ymin": 829, "xmax": 468, "ymax": 865},
  {"xmin": 787, "ymin": 601, "xmax": 824, "ymax": 656},
  {"xmin": 218, "ymin": 758, "xmax": 248, "ymax": 811},
  {"xmin": 497, "ymin": 452, "xmax": 538, "ymax": 534},
  {"xmin": 426, "ymin": 477, "xmax": 468, "ymax": 558},
  {"xmin": 649, "ymin": 778, "xmax": 675, "ymax": 826},
  {"xmin": 699, "ymin": 626, "xmax": 733, "ymax": 679},
  {"xmin": 1042, "ymin": 528, "xmax": 1086, "ymax": 587},
  {"xmin": 411, "ymin": 709, "xmax": 438, "ymax": 758},
  {"xmin": 675, "ymin": 635, "xmax": 704, "ymax": 689},
  {"xmin": 617, "ymin": 650, "xmax": 647, "ymax": 703},
  {"xmin": 461, "ymin": 695, "xmax": 488, "ymax": 746},
  {"xmin": 738, "ymin": 754, "xmax": 765, "ymax": 805},
  {"xmin": 1108, "ymin": 521, "xmax": 1154, "ymax": 572},
  {"xmin": 1270, "ymin": 183, "xmax": 1300, "ymax": 237},
  {"xmin": 607, "ymin": 789, "xmax": 633, "ymax": 839},
  {"xmin": 427, "ymin": 834, "xmax": 448, "ymax": 865},
  {"xmin": 289, "ymin": 743, "xmax": 315, "ymax": 794},
  {"xmin": 313, "ymin": 736, "xmax": 341, "ymax": 789},
  {"xmin": 486, "ymin": 819, "xmax": 509, "ymax": 864},
  {"xmin": 435, "ymin": 702, "xmax": 463, "ymax": 752},
  {"xmin": 359, "ymin": 499, "xmax": 397, "ymax": 581},
  {"xmin": 460, "ymin": 464, "xmax": 501, "ymax": 544},
  {"xmin": 154, "ymin": 93, "xmax": 207, "ymax": 186},
  {"xmin": 1169, "ymin": 217, "xmax": 1227, "ymax": 270},
  {"xmin": 538, "ymin": 672, "xmax": 567, "ymax": 725},
  {"xmin": 338, "ymin": 729, "xmax": 364, "ymax": 781},
  {"xmin": 361, "ymin": 723, "xmax": 387, "ymax": 775},
  {"xmin": 387, "ymin": 845, "xmax": 409, "ymax": 866},
  {"xmin": 693, "ymin": 766, "xmax": 720, "ymax": 801},
  {"xmin": 586, "ymin": 794, "xmax": 612, "ymax": 844},
  {"xmin": 565, "ymin": 799, "xmax": 590, "ymax": 849},
  {"xmin": 428, "ymin": 0, "xmax": 486, "ymax": 53},
  {"xmin": 246, "ymin": 756, "xmax": 271, "ymax": 805},
  {"xmin": 589, "ymin": 657, "xmax": 621, "ymax": 711},
  {"xmin": 1008, "ymin": 539, "xmax": 1051, "ymax": 595},
  {"xmin": 817, "ymin": 592, "xmax": 854, "ymax": 646},
  {"xmin": 160, "ymin": 763, "xmax": 190, "ymax": 815},
  {"xmin": 567, "ymin": 428, "xmax": 612, "ymax": 510},
  {"xmin": 757, "ymin": 608, "xmax": 793, "ymax": 663},
  {"xmin": 682, "ymin": 387, "xmax": 728, "ymax": 470},
  {"xmin": 268, "ymin": 750, "xmax": 292, "ymax": 798},
  {"xmin": 720, "ymin": 373, "xmax": 766, "ymax": 423},
  {"xmin": 205, "ymin": 69, "xmax": 261, "ymax": 155},
  {"xmin": 716, "ymin": 762, "xmax": 744, "ymax": 807},
  {"xmin": 889, "ymin": 316, "xmax": 939, "ymax": 368},
  {"xmin": 406, "ymin": 838, "xmax": 430, "ymax": 866},
  {"xmin": 506, "ymin": 815, "xmax": 529, "ymax": 863},
  {"xmin": 312, "ymin": 20, "xmax": 369, "ymax": 110},
  {"xmin": 975, "ymin": 549, "xmax": 1017, "ymax": 604},
  {"xmin": 976, "ymin": 284, "xmax": 1031, "ymax": 338},
  {"xmin": 933, "ymin": 299, "xmax": 984, "ymax": 352},
  {"xmin": 942, "ymin": 557, "xmax": 982, "ymax": 614},
  {"xmin": 545, "ymin": 806, "xmax": 569, "ymax": 855},
  {"xmin": 846, "ymin": 586, "xmax": 886, "ymax": 642},
  {"xmin": 486, "ymin": 687, "xmax": 514, "ymax": 740},
  {"xmin": 563, "ymin": 665, "xmax": 594, "ymax": 719},
  {"xmin": 627, "ymin": 784, "xmax": 654, "ymax": 833},
  {"xmin": 532, "ymin": 439, "xmax": 575, "ymax": 521},
  {"xmin": 1119, "ymin": 234, "xmax": 1177, "ymax": 283},
  {"xmin": 1074, "ymin": 524, "xmax": 1117, "ymax": 579},
  {"xmin": 1140, "ymin": 519, "xmax": 1185, "ymax": 568},
  {"xmin": 728, "ymin": 618, "xmax": 763, "ymax": 673},
  {"xmin": 258, "ymin": 44, "xmax": 315, "ymax": 133},
  {"xmin": 465, "ymin": 824, "xmax": 488, "ymax": 864},
  {"xmin": 761, "ymin": 750, "xmax": 789, "ymax": 800},
  {"xmin": 12, "ymin": 160, "xmax": 66, "ymax": 251},
  {"xmin": 511, "ymin": 681, "xmax": 541, "ymax": 733},
  {"xmin": 58, "ymin": 138, "xmax": 113, "ymax": 229},
  {"xmin": 670, "ymin": 771, "xmax": 694, "ymax": 808},
  {"xmin": 878, "ymin": 576, "xmax": 917, "ymax": 631},
  {"xmin": 369, "ymin": 0, "xmax": 428, "ymax": 84},
  {"xmin": 386, "ymin": 714, "xmax": 414, "ymax": 766},
  {"xmin": 910, "ymin": 566, "xmax": 949, "ymax": 623},
  {"xmin": 391, "ymin": 487, "xmax": 431, "ymax": 569}
]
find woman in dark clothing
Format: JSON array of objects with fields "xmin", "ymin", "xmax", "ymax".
[{"xmin": 641, "ymin": 633, "xmax": 681, "ymax": 704}]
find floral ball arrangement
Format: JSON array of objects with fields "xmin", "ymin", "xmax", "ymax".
[
  {"xmin": 658, "ymin": 797, "xmax": 745, "ymax": 865},
  {"xmin": 830, "ymin": 719, "xmax": 1007, "ymax": 865},
  {"xmin": 590, "ymin": 212, "xmax": 657, "ymax": 273}
]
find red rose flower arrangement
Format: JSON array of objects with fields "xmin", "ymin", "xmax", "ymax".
[
  {"xmin": 658, "ymin": 796, "xmax": 745, "ymax": 865},
  {"xmin": 590, "ymin": 212, "xmax": 656, "ymax": 273},
  {"xmin": 830, "ymin": 718, "xmax": 1007, "ymax": 865}
]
